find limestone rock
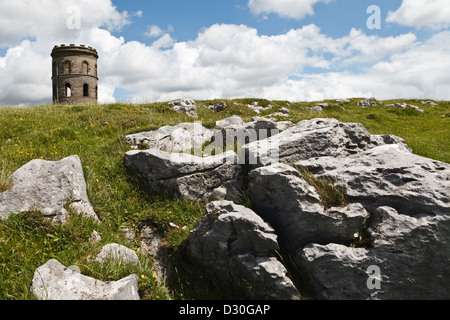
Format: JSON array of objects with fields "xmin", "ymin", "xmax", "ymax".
[
  {"xmin": 213, "ymin": 117, "xmax": 291, "ymax": 158},
  {"xmin": 206, "ymin": 117, "xmax": 280, "ymax": 161},
  {"xmin": 0, "ymin": 155, "xmax": 99, "ymax": 224},
  {"xmin": 242, "ymin": 118, "xmax": 409, "ymax": 167},
  {"xmin": 248, "ymin": 102, "xmax": 273, "ymax": 114},
  {"xmin": 248, "ymin": 163, "xmax": 370, "ymax": 252},
  {"xmin": 309, "ymin": 106, "xmax": 323, "ymax": 113},
  {"xmin": 125, "ymin": 122, "xmax": 217, "ymax": 153},
  {"xmin": 297, "ymin": 206, "xmax": 450, "ymax": 300},
  {"xmin": 279, "ymin": 107, "xmax": 290, "ymax": 115},
  {"xmin": 220, "ymin": 117, "xmax": 279, "ymax": 144},
  {"xmin": 206, "ymin": 101, "xmax": 227, "ymax": 112},
  {"xmin": 89, "ymin": 231, "xmax": 102, "ymax": 243},
  {"xmin": 124, "ymin": 149, "xmax": 242, "ymax": 202},
  {"xmin": 421, "ymin": 101, "xmax": 437, "ymax": 106},
  {"xmin": 215, "ymin": 115, "xmax": 245, "ymax": 129},
  {"xmin": 298, "ymin": 243, "xmax": 373, "ymax": 300},
  {"xmin": 31, "ymin": 259, "xmax": 140, "ymax": 300},
  {"xmin": 274, "ymin": 121, "xmax": 295, "ymax": 132},
  {"xmin": 187, "ymin": 200, "xmax": 300, "ymax": 300},
  {"xmin": 169, "ymin": 99, "xmax": 198, "ymax": 117},
  {"xmin": 296, "ymin": 144, "xmax": 450, "ymax": 216},
  {"xmin": 386, "ymin": 102, "xmax": 424, "ymax": 113},
  {"xmin": 95, "ymin": 243, "xmax": 140, "ymax": 265},
  {"xmin": 358, "ymin": 98, "xmax": 378, "ymax": 106},
  {"xmin": 265, "ymin": 107, "xmax": 291, "ymax": 119}
]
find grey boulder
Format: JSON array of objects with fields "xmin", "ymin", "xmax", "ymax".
[
  {"xmin": 187, "ymin": 200, "xmax": 300, "ymax": 300},
  {"xmin": 215, "ymin": 115, "xmax": 245, "ymax": 129},
  {"xmin": 206, "ymin": 101, "xmax": 227, "ymax": 112},
  {"xmin": 169, "ymin": 99, "xmax": 198, "ymax": 118},
  {"xmin": 124, "ymin": 149, "xmax": 242, "ymax": 202},
  {"xmin": 297, "ymin": 206, "xmax": 450, "ymax": 300},
  {"xmin": 242, "ymin": 118, "xmax": 408, "ymax": 167},
  {"xmin": 125, "ymin": 122, "xmax": 217, "ymax": 153},
  {"xmin": 31, "ymin": 259, "xmax": 140, "ymax": 300},
  {"xmin": 386, "ymin": 102, "xmax": 424, "ymax": 113},
  {"xmin": 358, "ymin": 98, "xmax": 378, "ymax": 106},
  {"xmin": 296, "ymin": 144, "xmax": 450, "ymax": 216},
  {"xmin": 0, "ymin": 155, "xmax": 99, "ymax": 224},
  {"xmin": 95, "ymin": 243, "xmax": 140, "ymax": 265},
  {"xmin": 247, "ymin": 102, "xmax": 273, "ymax": 114},
  {"xmin": 248, "ymin": 163, "xmax": 369, "ymax": 252}
]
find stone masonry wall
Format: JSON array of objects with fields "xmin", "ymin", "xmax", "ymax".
[{"xmin": 52, "ymin": 45, "xmax": 98, "ymax": 105}]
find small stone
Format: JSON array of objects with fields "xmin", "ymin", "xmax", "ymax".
[
  {"xmin": 95, "ymin": 243, "xmax": 140, "ymax": 265},
  {"xmin": 89, "ymin": 230, "xmax": 102, "ymax": 243}
]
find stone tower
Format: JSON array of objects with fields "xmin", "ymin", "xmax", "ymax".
[{"xmin": 51, "ymin": 44, "xmax": 99, "ymax": 105}]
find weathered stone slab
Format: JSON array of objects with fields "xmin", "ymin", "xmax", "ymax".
[
  {"xmin": 31, "ymin": 259, "xmax": 140, "ymax": 300},
  {"xmin": 0, "ymin": 155, "xmax": 99, "ymax": 224}
]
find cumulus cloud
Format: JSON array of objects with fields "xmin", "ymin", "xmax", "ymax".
[
  {"xmin": 248, "ymin": 0, "xmax": 332, "ymax": 20},
  {"xmin": 93, "ymin": 23, "xmax": 437, "ymax": 102},
  {"xmin": 0, "ymin": 40, "xmax": 51, "ymax": 105},
  {"xmin": 0, "ymin": 0, "xmax": 130, "ymax": 48},
  {"xmin": 261, "ymin": 30, "xmax": 450, "ymax": 101},
  {"xmin": 0, "ymin": 0, "xmax": 449, "ymax": 105},
  {"xmin": 145, "ymin": 25, "xmax": 164, "ymax": 38},
  {"xmin": 386, "ymin": 0, "xmax": 450, "ymax": 30}
]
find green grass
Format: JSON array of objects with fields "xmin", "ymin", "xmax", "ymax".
[
  {"xmin": 294, "ymin": 165, "xmax": 348, "ymax": 209},
  {"xmin": 0, "ymin": 98, "xmax": 449, "ymax": 300}
]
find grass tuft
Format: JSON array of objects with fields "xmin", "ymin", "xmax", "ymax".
[{"xmin": 294, "ymin": 165, "xmax": 348, "ymax": 209}]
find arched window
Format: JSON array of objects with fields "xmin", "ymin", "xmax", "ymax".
[
  {"xmin": 83, "ymin": 84, "xmax": 89, "ymax": 97},
  {"xmin": 65, "ymin": 83, "xmax": 72, "ymax": 97},
  {"xmin": 83, "ymin": 61, "xmax": 89, "ymax": 74},
  {"xmin": 64, "ymin": 61, "xmax": 71, "ymax": 74}
]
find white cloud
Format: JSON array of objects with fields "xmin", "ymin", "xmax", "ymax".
[
  {"xmin": 0, "ymin": 0, "xmax": 130, "ymax": 47},
  {"xmin": 261, "ymin": 31, "xmax": 450, "ymax": 101},
  {"xmin": 0, "ymin": 40, "xmax": 52, "ymax": 105},
  {"xmin": 0, "ymin": 0, "xmax": 448, "ymax": 106},
  {"xmin": 386, "ymin": 0, "xmax": 450, "ymax": 30},
  {"xmin": 248, "ymin": 0, "xmax": 332, "ymax": 20},
  {"xmin": 145, "ymin": 25, "xmax": 164, "ymax": 38}
]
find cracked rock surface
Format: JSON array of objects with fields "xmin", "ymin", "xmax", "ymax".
[{"xmin": 0, "ymin": 155, "xmax": 99, "ymax": 224}]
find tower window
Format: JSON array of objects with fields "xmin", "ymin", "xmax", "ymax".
[
  {"xmin": 83, "ymin": 84, "xmax": 89, "ymax": 97},
  {"xmin": 65, "ymin": 83, "xmax": 72, "ymax": 97},
  {"xmin": 83, "ymin": 61, "xmax": 89, "ymax": 74},
  {"xmin": 64, "ymin": 61, "xmax": 71, "ymax": 74}
]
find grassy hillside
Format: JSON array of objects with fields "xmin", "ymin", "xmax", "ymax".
[{"xmin": 0, "ymin": 98, "xmax": 449, "ymax": 300}]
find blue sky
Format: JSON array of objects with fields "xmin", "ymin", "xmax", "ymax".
[
  {"xmin": 0, "ymin": 0, "xmax": 449, "ymax": 105},
  {"xmin": 111, "ymin": 0, "xmax": 431, "ymax": 42}
]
